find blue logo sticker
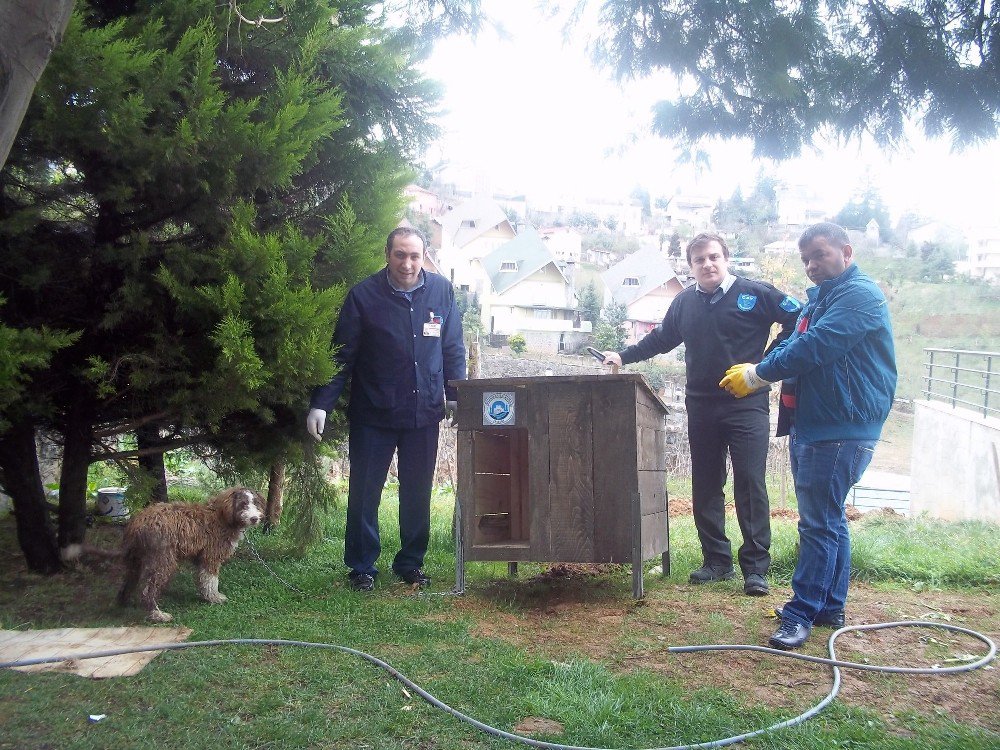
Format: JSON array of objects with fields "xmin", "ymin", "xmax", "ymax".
[
  {"xmin": 737, "ymin": 293, "xmax": 757, "ymax": 311},
  {"xmin": 483, "ymin": 391, "xmax": 516, "ymax": 425},
  {"xmin": 780, "ymin": 295, "xmax": 802, "ymax": 313},
  {"xmin": 489, "ymin": 400, "xmax": 510, "ymax": 421}
]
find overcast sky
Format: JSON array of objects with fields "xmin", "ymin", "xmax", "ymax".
[{"xmin": 420, "ymin": 1, "xmax": 1000, "ymax": 229}]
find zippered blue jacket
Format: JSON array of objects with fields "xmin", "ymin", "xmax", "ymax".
[
  {"xmin": 310, "ymin": 268, "xmax": 467, "ymax": 429},
  {"xmin": 756, "ymin": 264, "xmax": 896, "ymax": 443}
]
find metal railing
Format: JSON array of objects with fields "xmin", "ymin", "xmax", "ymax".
[{"xmin": 922, "ymin": 348, "xmax": 999, "ymax": 419}]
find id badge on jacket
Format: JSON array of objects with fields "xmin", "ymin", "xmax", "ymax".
[{"xmin": 423, "ymin": 311, "xmax": 442, "ymax": 337}]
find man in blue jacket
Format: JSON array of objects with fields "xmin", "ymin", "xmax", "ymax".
[
  {"xmin": 720, "ymin": 222, "xmax": 896, "ymax": 649},
  {"xmin": 307, "ymin": 227, "xmax": 467, "ymax": 592}
]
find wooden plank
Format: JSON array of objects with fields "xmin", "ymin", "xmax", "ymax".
[
  {"xmin": 546, "ymin": 383, "xmax": 594, "ymax": 561},
  {"xmin": 472, "ymin": 430, "xmax": 512, "ymax": 474},
  {"xmin": 640, "ymin": 510, "xmax": 670, "ymax": 560},
  {"xmin": 464, "ymin": 543, "xmax": 531, "ymax": 562},
  {"xmin": 508, "ymin": 429, "xmax": 530, "ymax": 541},
  {"xmin": 526, "ymin": 384, "xmax": 550, "ymax": 558},
  {"xmin": 592, "ymin": 379, "xmax": 636, "ymax": 562},
  {"xmin": 472, "ymin": 473, "xmax": 512, "ymax": 517},
  {"xmin": 638, "ymin": 470, "xmax": 667, "ymax": 515},
  {"xmin": 456, "ymin": 430, "xmax": 475, "ymax": 552},
  {"xmin": 637, "ymin": 424, "xmax": 667, "ymax": 471}
]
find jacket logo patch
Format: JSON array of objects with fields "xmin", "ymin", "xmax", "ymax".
[
  {"xmin": 780, "ymin": 295, "xmax": 802, "ymax": 312},
  {"xmin": 736, "ymin": 293, "xmax": 758, "ymax": 311}
]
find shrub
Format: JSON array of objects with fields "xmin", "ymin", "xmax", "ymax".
[{"xmin": 508, "ymin": 333, "xmax": 527, "ymax": 355}]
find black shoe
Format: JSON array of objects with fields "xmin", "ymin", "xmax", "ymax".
[
  {"xmin": 689, "ymin": 565, "xmax": 736, "ymax": 584},
  {"xmin": 348, "ymin": 572, "xmax": 375, "ymax": 592},
  {"xmin": 743, "ymin": 573, "xmax": 769, "ymax": 596},
  {"xmin": 774, "ymin": 606, "xmax": 845, "ymax": 628},
  {"xmin": 768, "ymin": 618, "xmax": 811, "ymax": 650},
  {"xmin": 395, "ymin": 568, "xmax": 431, "ymax": 587}
]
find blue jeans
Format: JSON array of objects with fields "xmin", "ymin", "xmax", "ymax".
[
  {"xmin": 345, "ymin": 422, "xmax": 439, "ymax": 576},
  {"xmin": 781, "ymin": 429, "xmax": 876, "ymax": 626}
]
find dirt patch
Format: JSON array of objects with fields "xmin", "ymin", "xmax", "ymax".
[
  {"xmin": 454, "ymin": 580, "xmax": 1000, "ymax": 732},
  {"xmin": 513, "ymin": 717, "xmax": 565, "ymax": 736},
  {"xmin": 668, "ymin": 498, "xmax": 693, "ymax": 517},
  {"xmin": 669, "ymin": 499, "xmax": 901, "ymax": 523}
]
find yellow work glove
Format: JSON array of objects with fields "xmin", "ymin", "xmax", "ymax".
[{"xmin": 719, "ymin": 363, "xmax": 772, "ymax": 398}]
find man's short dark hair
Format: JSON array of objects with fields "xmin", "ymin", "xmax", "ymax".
[
  {"xmin": 686, "ymin": 232, "xmax": 729, "ymax": 264},
  {"xmin": 799, "ymin": 222, "xmax": 850, "ymax": 251},
  {"xmin": 386, "ymin": 226, "xmax": 427, "ymax": 254}
]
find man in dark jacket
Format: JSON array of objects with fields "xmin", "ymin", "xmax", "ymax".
[
  {"xmin": 601, "ymin": 232, "xmax": 801, "ymax": 596},
  {"xmin": 307, "ymin": 227, "xmax": 467, "ymax": 592},
  {"xmin": 721, "ymin": 221, "xmax": 896, "ymax": 649}
]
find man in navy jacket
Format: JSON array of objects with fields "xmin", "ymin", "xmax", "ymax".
[
  {"xmin": 307, "ymin": 227, "xmax": 467, "ymax": 591},
  {"xmin": 721, "ymin": 222, "xmax": 896, "ymax": 649}
]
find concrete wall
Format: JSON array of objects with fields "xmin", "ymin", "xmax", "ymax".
[{"xmin": 910, "ymin": 400, "xmax": 1000, "ymax": 522}]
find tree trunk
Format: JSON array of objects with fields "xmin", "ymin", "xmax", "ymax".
[
  {"xmin": 136, "ymin": 424, "xmax": 168, "ymax": 502},
  {"xmin": 57, "ymin": 405, "xmax": 92, "ymax": 559},
  {"xmin": 263, "ymin": 460, "xmax": 285, "ymax": 533},
  {"xmin": 0, "ymin": 1, "xmax": 75, "ymax": 169},
  {"xmin": 0, "ymin": 419, "xmax": 61, "ymax": 573}
]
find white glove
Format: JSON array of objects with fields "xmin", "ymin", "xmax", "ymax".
[
  {"xmin": 306, "ymin": 408, "xmax": 327, "ymax": 441},
  {"xmin": 445, "ymin": 400, "xmax": 458, "ymax": 427}
]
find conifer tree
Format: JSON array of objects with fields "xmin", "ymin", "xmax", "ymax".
[
  {"xmin": 0, "ymin": 0, "xmax": 480, "ymax": 571},
  {"xmin": 579, "ymin": 0, "xmax": 1000, "ymax": 158}
]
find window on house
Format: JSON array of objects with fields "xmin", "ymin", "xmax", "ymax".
[
  {"xmin": 623, "ymin": 276, "xmax": 640, "ymax": 286},
  {"xmin": 461, "ymin": 220, "xmax": 476, "ymax": 228},
  {"xmin": 500, "ymin": 261, "xmax": 518, "ymax": 272},
  {"xmin": 533, "ymin": 309, "xmax": 552, "ymax": 320}
]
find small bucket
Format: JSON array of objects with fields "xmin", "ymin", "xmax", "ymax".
[{"xmin": 95, "ymin": 487, "xmax": 129, "ymax": 522}]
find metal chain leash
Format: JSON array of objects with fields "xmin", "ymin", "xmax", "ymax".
[{"xmin": 242, "ymin": 530, "xmax": 306, "ymax": 595}]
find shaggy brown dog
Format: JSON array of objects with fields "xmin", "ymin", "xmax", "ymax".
[{"xmin": 117, "ymin": 487, "xmax": 264, "ymax": 622}]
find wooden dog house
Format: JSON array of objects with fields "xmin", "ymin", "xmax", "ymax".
[{"xmin": 451, "ymin": 374, "xmax": 670, "ymax": 598}]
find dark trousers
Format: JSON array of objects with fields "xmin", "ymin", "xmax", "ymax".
[
  {"xmin": 344, "ymin": 421, "xmax": 440, "ymax": 576},
  {"xmin": 686, "ymin": 396, "xmax": 771, "ymax": 576}
]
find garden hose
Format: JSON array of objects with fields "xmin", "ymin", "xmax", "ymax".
[{"xmin": 1, "ymin": 620, "xmax": 995, "ymax": 750}]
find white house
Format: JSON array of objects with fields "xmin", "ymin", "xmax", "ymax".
[
  {"xmin": 480, "ymin": 226, "xmax": 591, "ymax": 352},
  {"xmin": 967, "ymin": 228, "xmax": 1000, "ymax": 283},
  {"xmin": 601, "ymin": 247, "xmax": 685, "ymax": 344},
  {"xmin": 764, "ymin": 239, "xmax": 799, "ymax": 255},
  {"xmin": 432, "ymin": 195, "xmax": 516, "ymax": 295},
  {"xmin": 663, "ymin": 193, "xmax": 715, "ymax": 228},
  {"xmin": 538, "ymin": 226, "xmax": 583, "ymax": 263},
  {"xmin": 774, "ymin": 182, "xmax": 828, "ymax": 228},
  {"xmin": 403, "ymin": 184, "xmax": 442, "ymax": 216}
]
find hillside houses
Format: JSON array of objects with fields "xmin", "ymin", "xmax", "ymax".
[
  {"xmin": 415, "ymin": 194, "xmax": 591, "ymax": 351},
  {"xmin": 480, "ymin": 226, "xmax": 591, "ymax": 352},
  {"xmin": 601, "ymin": 247, "xmax": 685, "ymax": 345},
  {"xmin": 431, "ymin": 194, "xmax": 516, "ymax": 294}
]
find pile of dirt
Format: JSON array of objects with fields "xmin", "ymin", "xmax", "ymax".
[{"xmin": 527, "ymin": 563, "xmax": 623, "ymax": 582}]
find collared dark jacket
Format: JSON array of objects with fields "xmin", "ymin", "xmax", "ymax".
[
  {"xmin": 618, "ymin": 276, "xmax": 801, "ymax": 401},
  {"xmin": 756, "ymin": 263, "xmax": 896, "ymax": 443},
  {"xmin": 309, "ymin": 268, "xmax": 467, "ymax": 429}
]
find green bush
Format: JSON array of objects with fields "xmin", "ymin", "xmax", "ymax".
[{"xmin": 508, "ymin": 332, "xmax": 527, "ymax": 355}]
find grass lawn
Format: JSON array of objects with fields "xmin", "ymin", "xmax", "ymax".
[{"xmin": 1, "ymin": 489, "xmax": 998, "ymax": 750}]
